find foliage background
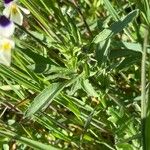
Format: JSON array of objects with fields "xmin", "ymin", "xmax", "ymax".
[{"xmin": 0, "ymin": 0, "xmax": 149, "ymax": 149}]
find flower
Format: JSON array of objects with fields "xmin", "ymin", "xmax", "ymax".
[
  {"xmin": 0, "ymin": 38, "xmax": 15, "ymax": 66},
  {"xmin": 0, "ymin": 15, "xmax": 15, "ymax": 38},
  {"xmin": 3, "ymin": 0, "xmax": 30, "ymax": 25},
  {"xmin": 0, "ymin": 15, "xmax": 15, "ymax": 66}
]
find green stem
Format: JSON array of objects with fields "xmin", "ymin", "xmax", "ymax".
[{"xmin": 141, "ymin": 27, "xmax": 149, "ymax": 150}]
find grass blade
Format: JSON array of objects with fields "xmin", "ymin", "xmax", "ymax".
[{"xmin": 0, "ymin": 130, "xmax": 61, "ymax": 150}]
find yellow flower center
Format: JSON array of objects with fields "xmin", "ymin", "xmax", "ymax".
[
  {"xmin": 11, "ymin": 4, "xmax": 18, "ymax": 15},
  {"xmin": 1, "ymin": 42, "xmax": 12, "ymax": 51}
]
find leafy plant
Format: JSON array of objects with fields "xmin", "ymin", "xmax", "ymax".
[{"xmin": 0, "ymin": 0, "xmax": 149, "ymax": 149}]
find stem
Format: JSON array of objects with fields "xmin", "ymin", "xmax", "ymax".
[{"xmin": 141, "ymin": 27, "xmax": 149, "ymax": 150}]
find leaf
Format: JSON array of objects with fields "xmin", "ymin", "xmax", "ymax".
[
  {"xmin": 81, "ymin": 79, "xmax": 99, "ymax": 97},
  {"xmin": 56, "ymin": 94, "xmax": 81, "ymax": 121},
  {"xmin": 111, "ymin": 41, "xmax": 142, "ymax": 53},
  {"xmin": 107, "ymin": 107, "xmax": 120, "ymax": 124},
  {"xmin": 103, "ymin": 0, "xmax": 119, "ymax": 21},
  {"xmin": 25, "ymin": 82, "xmax": 66, "ymax": 117},
  {"xmin": 103, "ymin": 0, "xmax": 135, "ymax": 41},
  {"xmin": 93, "ymin": 29, "xmax": 112, "ymax": 43},
  {"xmin": 110, "ymin": 9, "xmax": 139, "ymax": 34},
  {"xmin": 96, "ymin": 39, "xmax": 111, "ymax": 66},
  {"xmin": 93, "ymin": 9, "xmax": 139, "ymax": 43}
]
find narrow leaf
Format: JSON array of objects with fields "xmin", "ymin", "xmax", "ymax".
[
  {"xmin": 93, "ymin": 10, "xmax": 138, "ymax": 43},
  {"xmin": 25, "ymin": 82, "xmax": 66, "ymax": 117},
  {"xmin": 81, "ymin": 79, "xmax": 99, "ymax": 97}
]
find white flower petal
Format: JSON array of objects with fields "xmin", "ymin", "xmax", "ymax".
[
  {"xmin": 0, "ymin": 38, "xmax": 15, "ymax": 51},
  {"xmin": 3, "ymin": 6, "xmax": 11, "ymax": 18},
  {"xmin": 0, "ymin": 50, "xmax": 11, "ymax": 66},
  {"xmin": 19, "ymin": 6, "xmax": 30, "ymax": 15},
  {"xmin": 0, "ymin": 38, "xmax": 15, "ymax": 66},
  {"xmin": 10, "ymin": 7, "xmax": 23, "ymax": 25}
]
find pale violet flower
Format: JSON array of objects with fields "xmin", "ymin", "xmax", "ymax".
[
  {"xmin": 0, "ymin": 37, "xmax": 15, "ymax": 66},
  {"xmin": 0, "ymin": 15, "xmax": 15, "ymax": 38},
  {"xmin": 3, "ymin": 0, "xmax": 30, "ymax": 25},
  {"xmin": 0, "ymin": 15, "xmax": 15, "ymax": 66}
]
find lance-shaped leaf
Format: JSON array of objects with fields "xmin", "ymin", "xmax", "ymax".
[
  {"xmin": 93, "ymin": 9, "xmax": 139, "ymax": 43},
  {"xmin": 25, "ymin": 82, "xmax": 66, "ymax": 117}
]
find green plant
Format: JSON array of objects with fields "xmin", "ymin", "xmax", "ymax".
[{"xmin": 0, "ymin": 0, "xmax": 149, "ymax": 150}]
